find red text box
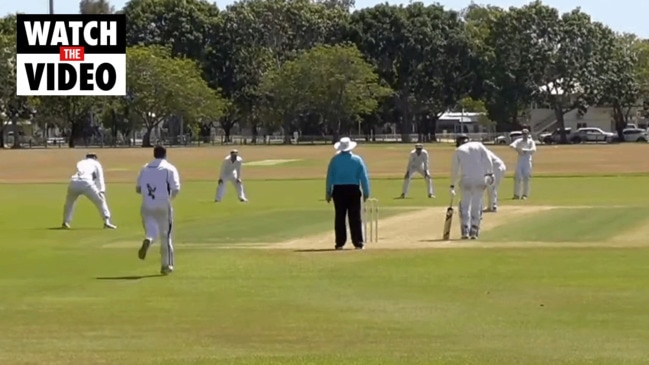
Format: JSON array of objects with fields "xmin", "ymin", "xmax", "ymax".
[{"xmin": 59, "ymin": 47, "xmax": 85, "ymax": 61}]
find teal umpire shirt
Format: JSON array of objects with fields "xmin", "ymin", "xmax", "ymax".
[{"xmin": 325, "ymin": 152, "xmax": 371, "ymax": 198}]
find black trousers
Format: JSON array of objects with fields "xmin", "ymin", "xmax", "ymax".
[{"xmin": 331, "ymin": 184, "xmax": 364, "ymax": 247}]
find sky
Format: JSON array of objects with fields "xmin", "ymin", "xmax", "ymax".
[{"xmin": 3, "ymin": 0, "xmax": 648, "ymax": 38}]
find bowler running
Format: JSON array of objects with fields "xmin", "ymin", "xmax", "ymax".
[{"xmin": 136, "ymin": 146, "xmax": 181, "ymax": 275}]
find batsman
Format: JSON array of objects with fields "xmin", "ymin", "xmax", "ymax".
[{"xmin": 449, "ymin": 135, "xmax": 495, "ymax": 240}]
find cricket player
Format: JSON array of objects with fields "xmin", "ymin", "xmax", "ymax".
[
  {"xmin": 400, "ymin": 143, "xmax": 434, "ymax": 198},
  {"xmin": 450, "ymin": 135, "xmax": 495, "ymax": 239},
  {"xmin": 61, "ymin": 152, "xmax": 116, "ymax": 229},
  {"xmin": 136, "ymin": 146, "xmax": 180, "ymax": 275},
  {"xmin": 484, "ymin": 147, "xmax": 506, "ymax": 212},
  {"xmin": 509, "ymin": 129, "xmax": 536, "ymax": 199},
  {"xmin": 215, "ymin": 149, "xmax": 248, "ymax": 202}
]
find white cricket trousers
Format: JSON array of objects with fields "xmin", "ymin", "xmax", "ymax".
[
  {"xmin": 141, "ymin": 205, "xmax": 175, "ymax": 268},
  {"xmin": 401, "ymin": 168, "xmax": 433, "ymax": 196},
  {"xmin": 215, "ymin": 177, "xmax": 247, "ymax": 201},
  {"xmin": 63, "ymin": 180, "xmax": 111, "ymax": 224},
  {"xmin": 459, "ymin": 180, "xmax": 486, "ymax": 236},
  {"xmin": 486, "ymin": 166, "xmax": 506, "ymax": 209},
  {"xmin": 514, "ymin": 161, "xmax": 532, "ymax": 197}
]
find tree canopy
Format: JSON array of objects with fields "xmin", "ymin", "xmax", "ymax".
[{"xmin": 1, "ymin": 0, "xmax": 646, "ymax": 147}]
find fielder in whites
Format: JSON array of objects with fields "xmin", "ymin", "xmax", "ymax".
[
  {"xmin": 484, "ymin": 147, "xmax": 506, "ymax": 212},
  {"xmin": 136, "ymin": 146, "xmax": 181, "ymax": 275},
  {"xmin": 61, "ymin": 153, "xmax": 116, "ymax": 229},
  {"xmin": 400, "ymin": 143, "xmax": 434, "ymax": 198},
  {"xmin": 450, "ymin": 135, "xmax": 494, "ymax": 239},
  {"xmin": 215, "ymin": 149, "xmax": 248, "ymax": 202},
  {"xmin": 509, "ymin": 129, "xmax": 536, "ymax": 199}
]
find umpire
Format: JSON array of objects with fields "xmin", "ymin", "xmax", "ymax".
[{"xmin": 325, "ymin": 137, "xmax": 371, "ymax": 250}]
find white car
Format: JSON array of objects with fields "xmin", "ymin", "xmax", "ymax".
[
  {"xmin": 495, "ymin": 131, "xmax": 523, "ymax": 144},
  {"xmin": 573, "ymin": 127, "xmax": 617, "ymax": 143},
  {"xmin": 622, "ymin": 128, "xmax": 648, "ymax": 142}
]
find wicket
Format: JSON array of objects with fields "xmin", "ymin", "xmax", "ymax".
[{"xmin": 363, "ymin": 198, "xmax": 379, "ymax": 243}]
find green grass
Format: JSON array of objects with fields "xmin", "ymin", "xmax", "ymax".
[
  {"xmin": 480, "ymin": 206, "xmax": 649, "ymax": 242},
  {"xmin": 3, "ymin": 172, "xmax": 649, "ymax": 364}
]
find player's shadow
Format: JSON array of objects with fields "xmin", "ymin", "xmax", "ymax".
[
  {"xmin": 95, "ymin": 274, "xmax": 164, "ymax": 280},
  {"xmin": 419, "ymin": 239, "xmax": 463, "ymax": 243},
  {"xmin": 294, "ymin": 248, "xmax": 340, "ymax": 252},
  {"xmin": 46, "ymin": 227, "xmax": 99, "ymax": 231}
]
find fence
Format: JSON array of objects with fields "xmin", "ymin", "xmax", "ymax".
[{"xmin": 2, "ymin": 131, "xmax": 526, "ymax": 149}]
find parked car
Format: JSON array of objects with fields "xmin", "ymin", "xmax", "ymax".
[
  {"xmin": 572, "ymin": 127, "xmax": 617, "ymax": 143},
  {"xmin": 539, "ymin": 127, "xmax": 576, "ymax": 144},
  {"xmin": 622, "ymin": 128, "xmax": 648, "ymax": 142},
  {"xmin": 494, "ymin": 131, "xmax": 523, "ymax": 145}
]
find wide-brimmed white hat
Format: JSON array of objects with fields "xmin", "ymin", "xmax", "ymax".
[{"xmin": 334, "ymin": 137, "xmax": 357, "ymax": 152}]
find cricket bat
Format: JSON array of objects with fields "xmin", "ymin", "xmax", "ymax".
[{"xmin": 442, "ymin": 196, "xmax": 455, "ymax": 240}]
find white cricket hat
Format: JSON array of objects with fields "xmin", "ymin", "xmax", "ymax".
[{"xmin": 334, "ymin": 137, "xmax": 357, "ymax": 152}]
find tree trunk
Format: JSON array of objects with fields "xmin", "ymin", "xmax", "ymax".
[
  {"xmin": 142, "ymin": 127, "xmax": 154, "ymax": 147},
  {"xmin": 0, "ymin": 127, "xmax": 5, "ymax": 148},
  {"xmin": 613, "ymin": 103, "xmax": 626, "ymax": 141},
  {"xmin": 11, "ymin": 116, "xmax": 21, "ymax": 149},
  {"xmin": 68, "ymin": 123, "xmax": 77, "ymax": 148},
  {"xmin": 430, "ymin": 118, "xmax": 438, "ymax": 142},
  {"xmin": 553, "ymin": 104, "xmax": 568, "ymax": 144}
]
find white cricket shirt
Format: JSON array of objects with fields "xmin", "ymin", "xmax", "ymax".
[
  {"xmin": 407, "ymin": 149, "xmax": 429, "ymax": 171},
  {"xmin": 451, "ymin": 141, "xmax": 495, "ymax": 185},
  {"xmin": 509, "ymin": 138, "xmax": 537, "ymax": 162},
  {"xmin": 137, "ymin": 159, "xmax": 181, "ymax": 208},
  {"xmin": 219, "ymin": 155, "xmax": 243, "ymax": 179},
  {"xmin": 70, "ymin": 158, "xmax": 106, "ymax": 192}
]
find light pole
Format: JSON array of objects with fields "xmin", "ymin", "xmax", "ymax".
[{"xmin": 49, "ymin": 0, "xmax": 54, "ymax": 14}]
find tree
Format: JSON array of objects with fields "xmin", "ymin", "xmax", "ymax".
[
  {"xmin": 79, "ymin": 0, "xmax": 115, "ymax": 14},
  {"xmin": 410, "ymin": 4, "xmax": 476, "ymax": 142},
  {"xmin": 597, "ymin": 33, "xmax": 641, "ymax": 139},
  {"xmin": 535, "ymin": 8, "xmax": 615, "ymax": 143},
  {"xmin": 0, "ymin": 33, "xmax": 36, "ymax": 149},
  {"xmin": 350, "ymin": 3, "xmax": 471, "ymax": 142},
  {"xmin": 125, "ymin": 45, "xmax": 225, "ymax": 147},
  {"xmin": 259, "ymin": 44, "xmax": 391, "ymax": 142},
  {"xmin": 213, "ymin": 0, "xmax": 350, "ymax": 142},
  {"xmin": 37, "ymin": 96, "xmax": 98, "ymax": 148},
  {"xmin": 478, "ymin": 2, "xmax": 556, "ymax": 131}
]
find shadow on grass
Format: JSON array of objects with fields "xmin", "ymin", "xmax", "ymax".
[
  {"xmin": 47, "ymin": 227, "xmax": 100, "ymax": 231},
  {"xmin": 294, "ymin": 248, "xmax": 340, "ymax": 252},
  {"xmin": 95, "ymin": 274, "xmax": 164, "ymax": 280},
  {"xmin": 419, "ymin": 239, "xmax": 464, "ymax": 243}
]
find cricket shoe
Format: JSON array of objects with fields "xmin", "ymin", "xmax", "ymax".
[
  {"xmin": 521, "ymin": 195, "xmax": 528, "ymax": 200},
  {"xmin": 461, "ymin": 225, "xmax": 469, "ymax": 239},
  {"xmin": 104, "ymin": 222, "xmax": 117, "ymax": 229},
  {"xmin": 61, "ymin": 222, "xmax": 70, "ymax": 229},
  {"xmin": 354, "ymin": 244, "xmax": 365, "ymax": 250},
  {"xmin": 513, "ymin": 195, "xmax": 520, "ymax": 200},
  {"xmin": 161, "ymin": 266, "xmax": 174, "ymax": 275},
  {"xmin": 469, "ymin": 225, "xmax": 480, "ymax": 240},
  {"xmin": 428, "ymin": 194, "xmax": 435, "ymax": 198},
  {"xmin": 138, "ymin": 238, "xmax": 151, "ymax": 260},
  {"xmin": 239, "ymin": 198, "xmax": 248, "ymax": 202}
]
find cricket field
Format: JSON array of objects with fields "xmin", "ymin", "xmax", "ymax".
[{"xmin": 1, "ymin": 143, "xmax": 649, "ymax": 364}]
